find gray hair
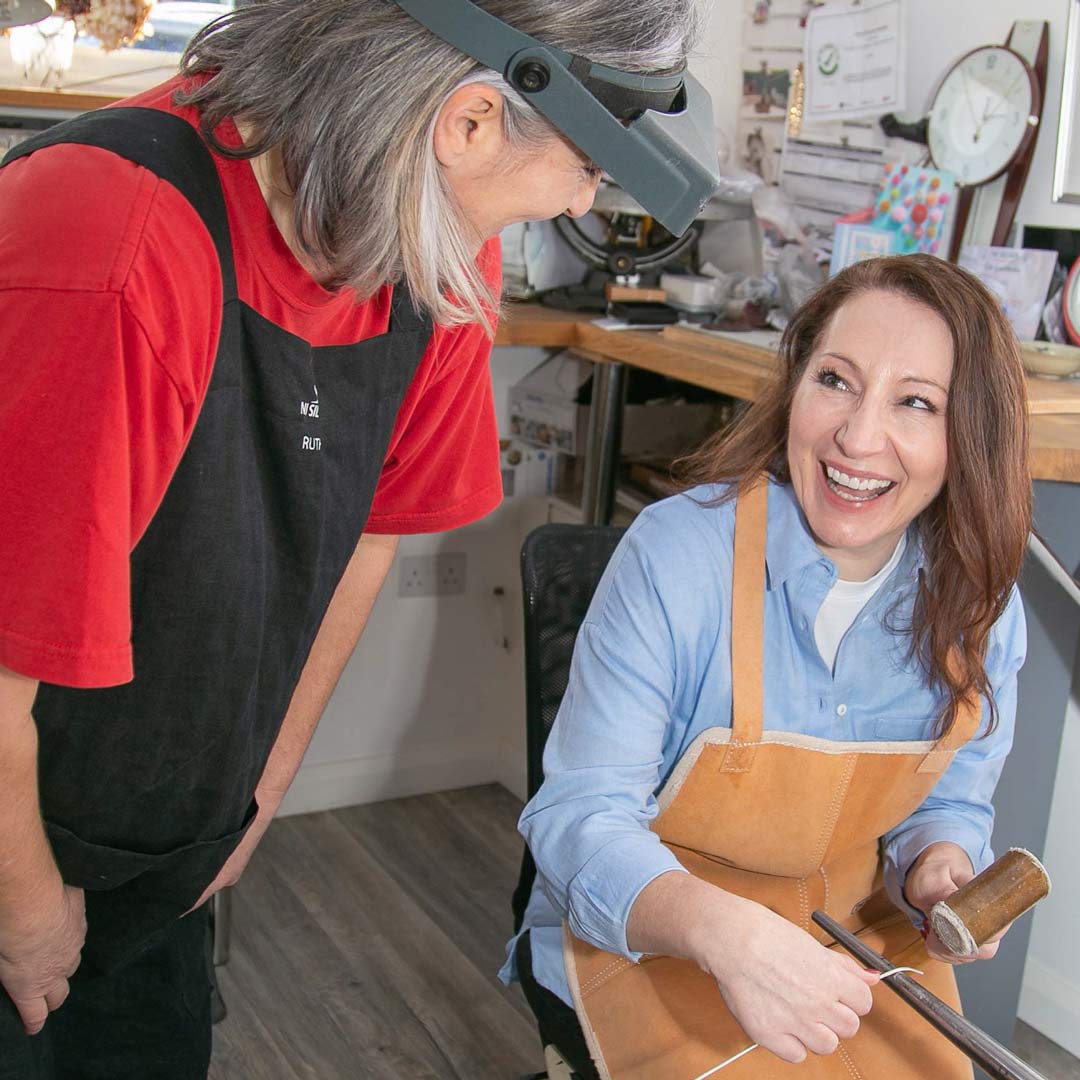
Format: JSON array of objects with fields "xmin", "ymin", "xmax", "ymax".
[{"xmin": 178, "ymin": 0, "xmax": 699, "ymax": 332}]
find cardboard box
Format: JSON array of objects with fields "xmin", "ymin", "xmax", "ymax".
[
  {"xmin": 499, "ymin": 440, "xmax": 559, "ymax": 498},
  {"xmin": 508, "ymin": 351, "xmax": 590, "ymax": 454},
  {"xmin": 508, "ymin": 351, "xmax": 718, "ymax": 460}
]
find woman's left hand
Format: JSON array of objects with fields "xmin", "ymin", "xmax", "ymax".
[{"xmin": 903, "ymin": 842, "xmax": 1009, "ymax": 964}]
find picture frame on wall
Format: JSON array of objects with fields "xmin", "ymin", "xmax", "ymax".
[
  {"xmin": 1053, "ymin": 0, "xmax": 1080, "ymax": 203},
  {"xmin": 741, "ymin": 61, "xmax": 792, "ymax": 119}
]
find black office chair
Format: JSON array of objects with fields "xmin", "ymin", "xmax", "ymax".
[{"xmin": 513, "ymin": 524, "xmax": 626, "ymax": 1080}]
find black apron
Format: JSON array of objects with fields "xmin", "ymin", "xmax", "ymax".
[{"xmin": 2, "ymin": 108, "xmax": 433, "ymax": 972}]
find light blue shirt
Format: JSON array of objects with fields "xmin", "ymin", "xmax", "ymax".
[{"xmin": 499, "ymin": 480, "xmax": 1026, "ymax": 1007}]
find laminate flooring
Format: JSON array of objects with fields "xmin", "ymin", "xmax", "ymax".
[
  {"xmin": 1013, "ymin": 1022, "xmax": 1080, "ymax": 1080},
  {"xmin": 208, "ymin": 784, "xmax": 1080, "ymax": 1080},
  {"xmin": 208, "ymin": 784, "xmax": 540, "ymax": 1079}
]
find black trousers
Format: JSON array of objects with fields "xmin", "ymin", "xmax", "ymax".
[
  {"xmin": 0, "ymin": 905, "xmax": 212, "ymax": 1080},
  {"xmin": 516, "ymin": 931, "xmax": 600, "ymax": 1080}
]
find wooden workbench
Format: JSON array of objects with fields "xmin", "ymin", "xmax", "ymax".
[{"xmin": 495, "ymin": 303, "xmax": 1080, "ymax": 484}]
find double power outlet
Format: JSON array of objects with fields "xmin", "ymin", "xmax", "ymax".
[{"xmin": 397, "ymin": 553, "xmax": 467, "ymax": 597}]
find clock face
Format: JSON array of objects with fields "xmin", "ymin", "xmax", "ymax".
[{"xmin": 928, "ymin": 46, "xmax": 1036, "ymax": 186}]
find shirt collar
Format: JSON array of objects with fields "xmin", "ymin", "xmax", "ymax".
[
  {"xmin": 763, "ymin": 478, "xmax": 928, "ymax": 592},
  {"xmin": 764, "ymin": 480, "xmax": 825, "ymax": 591}
]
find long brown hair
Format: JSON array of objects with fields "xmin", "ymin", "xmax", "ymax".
[{"xmin": 678, "ymin": 254, "xmax": 1031, "ymax": 735}]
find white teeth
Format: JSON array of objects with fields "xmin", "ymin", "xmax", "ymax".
[{"xmin": 825, "ymin": 465, "xmax": 893, "ymax": 493}]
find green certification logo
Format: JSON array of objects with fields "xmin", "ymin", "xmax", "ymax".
[{"xmin": 818, "ymin": 43, "xmax": 839, "ymax": 76}]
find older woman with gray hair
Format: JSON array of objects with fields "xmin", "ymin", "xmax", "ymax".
[{"xmin": 0, "ymin": 1, "xmax": 717, "ymax": 1076}]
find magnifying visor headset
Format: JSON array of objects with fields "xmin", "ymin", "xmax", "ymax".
[{"xmin": 391, "ymin": 0, "xmax": 722, "ymax": 236}]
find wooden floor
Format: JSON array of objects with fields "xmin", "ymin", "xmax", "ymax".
[
  {"xmin": 209, "ymin": 784, "xmax": 1080, "ymax": 1080},
  {"xmin": 208, "ymin": 784, "xmax": 541, "ymax": 1079},
  {"xmin": 1013, "ymin": 1021, "xmax": 1080, "ymax": 1080}
]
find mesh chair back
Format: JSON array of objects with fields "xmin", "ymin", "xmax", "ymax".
[{"xmin": 512, "ymin": 523, "xmax": 625, "ymax": 933}]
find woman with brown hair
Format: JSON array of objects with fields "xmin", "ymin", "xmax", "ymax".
[{"xmin": 503, "ymin": 254, "xmax": 1031, "ymax": 1079}]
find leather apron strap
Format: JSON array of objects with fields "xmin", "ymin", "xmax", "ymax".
[
  {"xmin": 917, "ymin": 686, "xmax": 984, "ymax": 773},
  {"xmin": 721, "ymin": 478, "xmax": 769, "ymax": 774},
  {"xmin": 717, "ymin": 475, "xmax": 984, "ymax": 776}
]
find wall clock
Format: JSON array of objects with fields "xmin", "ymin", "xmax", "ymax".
[{"xmin": 926, "ymin": 22, "xmax": 1048, "ymax": 260}]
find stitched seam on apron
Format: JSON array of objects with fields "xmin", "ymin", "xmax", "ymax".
[
  {"xmin": 564, "ymin": 927, "xmax": 615, "ymax": 1080},
  {"xmin": 918, "ymin": 748, "xmax": 952, "ymax": 774},
  {"xmin": 811, "ymin": 754, "xmax": 858, "ymax": 868},
  {"xmin": 797, "ymin": 876, "xmax": 809, "ymax": 931},
  {"xmin": 837, "ymin": 1043, "xmax": 863, "ymax": 1079},
  {"xmin": 819, "ymin": 865, "xmax": 830, "ymax": 916},
  {"xmin": 723, "ymin": 739, "xmax": 755, "ymax": 774},
  {"xmin": 580, "ymin": 957, "xmax": 633, "ymax": 996}
]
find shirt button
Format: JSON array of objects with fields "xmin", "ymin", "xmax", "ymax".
[{"xmin": 836, "ymin": 704, "xmax": 848, "ymax": 717}]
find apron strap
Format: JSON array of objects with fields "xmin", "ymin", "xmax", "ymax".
[
  {"xmin": 721, "ymin": 477, "xmax": 769, "ymax": 773},
  {"xmin": 917, "ymin": 670, "xmax": 985, "ymax": 774},
  {"xmin": 3, "ymin": 107, "xmax": 239, "ymax": 306},
  {"xmin": 1, "ymin": 107, "xmax": 431, "ymax": 338}
]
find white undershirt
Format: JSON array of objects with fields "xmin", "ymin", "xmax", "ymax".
[{"xmin": 813, "ymin": 534, "xmax": 907, "ymax": 673}]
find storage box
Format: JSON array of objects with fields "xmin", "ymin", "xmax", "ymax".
[
  {"xmin": 499, "ymin": 440, "xmax": 559, "ymax": 498},
  {"xmin": 508, "ymin": 351, "xmax": 718, "ymax": 460},
  {"xmin": 508, "ymin": 351, "xmax": 590, "ymax": 454}
]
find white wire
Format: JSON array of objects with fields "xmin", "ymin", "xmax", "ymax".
[
  {"xmin": 688, "ymin": 966, "xmax": 925, "ymax": 1078},
  {"xmin": 690, "ymin": 1043, "xmax": 759, "ymax": 1079}
]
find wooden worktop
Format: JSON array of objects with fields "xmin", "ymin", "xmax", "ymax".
[{"xmin": 495, "ymin": 303, "xmax": 1080, "ymax": 484}]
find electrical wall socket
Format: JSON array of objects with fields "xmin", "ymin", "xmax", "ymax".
[{"xmin": 397, "ymin": 553, "xmax": 467, "ymax": 597}]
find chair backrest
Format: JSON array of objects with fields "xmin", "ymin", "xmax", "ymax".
[{"xmin": 512, "ymin": 523, "xmax": 626, "ymax": 933}]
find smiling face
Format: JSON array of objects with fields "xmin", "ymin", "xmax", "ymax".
[{"xmin": 786, "ymin": 289, "xmax": 953, "ymax": 580}]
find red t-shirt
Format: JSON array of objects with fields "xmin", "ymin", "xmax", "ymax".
[{"xmin": 0, "ymin": 75, "xmax": 503, "ymax": 690}]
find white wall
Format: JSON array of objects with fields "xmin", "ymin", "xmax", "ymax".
[
  {"xmin": 1020, "ymin": 681, "xmax": 1080, "ymax": 1057},
  {"xmin": 279, "ymin": 346, "xmax": 551, "ymax": 817},
  {"xmin": 689, "ymin": 0, "xmax": 744, "ymax": 163}
]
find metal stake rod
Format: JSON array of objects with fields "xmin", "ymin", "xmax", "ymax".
[
  {"xmin": 580, "ymin": 360, "xmax": 626, "ymax": 526},
  {"xmin": 812, "ymin": 910, "xmax": 1047, "ymax": 1080}
]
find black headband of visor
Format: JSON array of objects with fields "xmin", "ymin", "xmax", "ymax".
[{"xmin": 563, "ymin": 55, "xmax": 685, "ymax": 121}]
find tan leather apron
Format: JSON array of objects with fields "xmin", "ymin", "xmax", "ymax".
[{"xmin": 565, "ymin": 480, "xmax": 979, "ymax": 1080}]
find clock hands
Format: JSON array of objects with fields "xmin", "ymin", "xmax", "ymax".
[
  {"xmin": 980, "ymin": 70, "xmax": 1024, "ymax": 123},
  {"xmin": 961, "ymin": 68, "xmax": 982, "ymax": 143},
  {"xmin": 961, "ymin": 65, "xmax": 1022, "ymax": 145}
]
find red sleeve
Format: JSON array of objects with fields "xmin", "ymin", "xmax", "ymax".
[
  {"xmin": 365, "ymin": 238, "xmax": 504, "ymax": 534},
  {"xmin": 0, "ymin": 290, "xmax": 189, "ymax": 687},
  {"xmin": 0, "ymin": 145, "xmax": 219, "ymax": 688}
]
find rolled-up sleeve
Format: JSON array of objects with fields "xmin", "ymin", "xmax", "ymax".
[
  {"xmin": 518, "ymin": 524, "xmax": 691, "ymax": 960},
  {"xmin": 882, "ymin": 585, "xmax": 1027, "ymax": 917}
]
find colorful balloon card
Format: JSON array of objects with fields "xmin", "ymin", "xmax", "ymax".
[{"xmin": 871, "ymin": 163, "xmax": 956, "ymax": 256}]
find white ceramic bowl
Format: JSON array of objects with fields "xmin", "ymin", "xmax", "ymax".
[{"xmin": 1021, "ymin": 341, "xmax": 1080, "ymax": 379}]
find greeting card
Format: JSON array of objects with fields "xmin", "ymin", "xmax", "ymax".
[{"xmin": 871, "ymin": 163, "xmax": 956, "ymax": 256}]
